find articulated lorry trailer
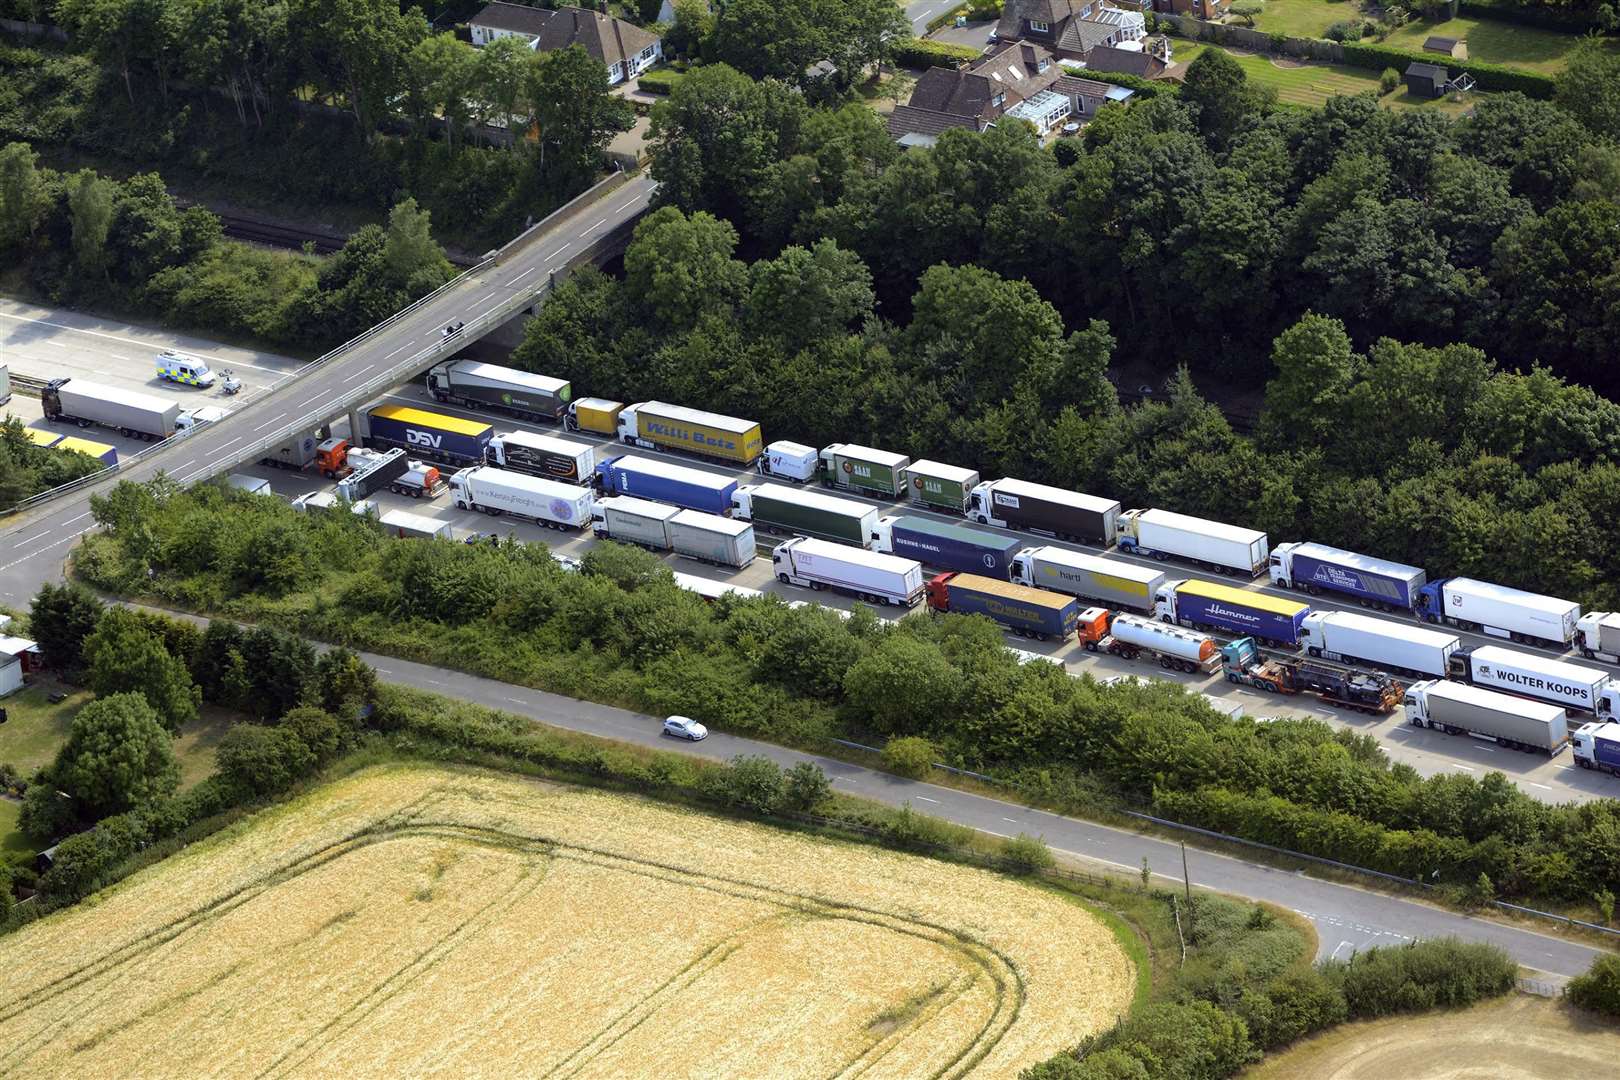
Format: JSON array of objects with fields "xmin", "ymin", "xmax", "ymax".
[
  {"xmin": 924, "ymin": 572, "xmax": 1080, "ymax": 640},
  {"xmin": 41, "ymin": 379, "xmax": 179, "ymax": 441},
  {"xmin": 1297, "ymin": 610, "xmax": 1459, "ymax": 678},
  {"xmin": 1268, "ymin": 541, "xmax": 1426, "ymax": 611},
  {"xmin": 425, "ymin": 360, "xmax": 571, "ymax": 422},
  {"xmin": 1154, "ymin": 579, "xmax": 1309, "ymax": 648},
  {"xmin": 732, "ymin": 484, "xmax": 877, "ymax": 547},
  {"xmin": 1404, "ymin": 679, "xmax": 1570, "ymax": 755},
  {"xmin": 592, "ymin": 496, "xmax": 682, "ymax": 549},
  {"xmin": 669, "ymin": 510, "xmax": 755, "ymax": 568},
  {"xmin": 485, "ymin": 430, "xmax": 595, "ymax": 483},
  {"xmin": 1415, "ymin": 577, "xmax": 1580, "ymax": 648},
  {"xmin": 905, "ymin": 460, "xmax": 979, "ymax": 514},
  {"xmin": 1449, "ymin": 645, "xmax": 1618, "ymax": 717},
  {"xmin": 333, "ymin": 447, "xmax": 411, "ymax": 503},
  {"xmin": 1220, "ymin": 637, "xmax": 1403, "ymax": 714},
  {"xmin": 819, "ymin": 443, "xmax": 910, "ymax": 497},
  {"xmin": 968, "ymin": 478, "xmax": 1119, "ymax": 546},
  {"xmin": 870, "ymin": 515, "xmax": 1023, "ymax": 578},
  {"xmin": 449, "ymin": 466, "xmax": 594, "ymax": 530},
  {"xmin": 1119, "ymin": 508, "xmax": 1269, "ymax": 577},
  {"xmin": 1573, "ymin": 721, "xmax": 1620, "ymax": 775},
  {"xmin": 378, "ymin": 509, "xmax": 454, "ymax": 540},
  {"xmin": 615, "ymin": 401, "xmax": 763, "ymax": 465},
  {"xmin": 1076, "ymin": 608, "xmax": 1220, "ymax": 673},
  {"xmin": 1010, "ymin": 547, "xmax": 1167, "ymax": 613},
  {"xmin": 595, "ymin": 454, "xmax": 737, "ymax": 515},
  {"xmin": 772, "ymin": 537, "xmax": 923, "ymax": 607},
  {"xmin": 365, "ymin": 405, "xmax": 493, "ymax": 469}
]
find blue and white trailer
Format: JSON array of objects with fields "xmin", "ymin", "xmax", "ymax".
[
  {"xmin": 1268, "ymin": 541, "xmax": 1426, "ymax": 611},
  {"xmin": 595, "ymin": 454, "xmax": 737, "ymax": 515},
  {"xmin": 1153, "ymin": 579, "xmax": 1310, "ymax": 648},
  {"xmin": 869, "ymin": 515, "xmax": 1024, "ymax": 578}
]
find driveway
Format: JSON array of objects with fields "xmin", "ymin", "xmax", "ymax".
[{"xmin": 930, "ymin": 17, "xmax": 997, "ymax": 50}]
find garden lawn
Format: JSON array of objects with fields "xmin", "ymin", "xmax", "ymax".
[
  {"xmin": 0, "ymin": 798, "xmax": 26, "ymax": 858},
  {"xmin": 0, "ymin": 683, "xmax": 90, "ymax": 775},
  {"xmin": 1249, "ymin": 0, "xmax": 1363, "ymax": 39},
  {"xmin": 1173, "ymin": 42, "xmax": 1478, "ymax": 113},
  {"xmin": 1383, "ymin": 14, "xmax": 1618, "ymax": 74}
]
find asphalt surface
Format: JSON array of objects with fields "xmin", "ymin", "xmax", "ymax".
[
  {"xmin": 360, "ymin": 644, "xmax": 1607, "ymax": 976},
  {"xmin": 0, "ymin": 174, "xmax": 657, "ymax": 607}
]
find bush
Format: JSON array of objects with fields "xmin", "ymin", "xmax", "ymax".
[
  {"xmin": 1001, "ymin": 833, "xmax": 1055, "ymax": 875},
  {"xmin": 1379, "ymin": 66, "xmax": 1401, "ymax": 94},
  {"xmin": 782, "ymin": 761, "xmax": 832, "ymax": 812},
  {"xmin": 881, "ymin": 736, "xmax": 937, "ymax": 778},
  {"xmin": 1325, "ymin": 19, "xmax": 1364, "ymax": 41},
  {"xmin": 1322, "ymin": 938, "xmax": 1517, "ymax": 1019},
  {"xmin": 1567, "ymin": 954, "xmax": 1620, "ymax": 1017},
  {"xmin": 716, "ymin": 754, "xmax": 785, "ymax": 814},
  {"xmin": 891, "ymin": 37, "xmax": 981, "ymax": 70},
  {"xmin": 215, "ymin": 724, "xmax": 317, "ymax": 796}
]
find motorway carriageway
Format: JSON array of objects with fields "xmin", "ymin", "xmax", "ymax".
[{"xmin": 208, "ymin": 378, "xmax": 1618, "ymax": 807}]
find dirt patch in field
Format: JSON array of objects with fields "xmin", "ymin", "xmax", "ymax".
[{"xmin": 1243, "ymin": 993, "xmax": 1620, "ymax": 1079}]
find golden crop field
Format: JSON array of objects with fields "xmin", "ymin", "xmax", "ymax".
[{"xmin": 0, "ymin": 765, "xmax": 1133, "ymax": 1078}]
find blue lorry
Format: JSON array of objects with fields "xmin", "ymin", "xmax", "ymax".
[
  {"xmin": 1154, "ymin": 578, "xmax": 1311, "ymax": 648},
  {"xmin": 869, "ymin": 515, "xmax": 1024, "ymax": 579},
  {"xmin": 1268, "ymin": 541, "xmax": 1426, "ymax": 611},
  {"xmin": 595, "ymin": 454, "xmax": 737, "ymax": 515},
  {"xmin": 364, "ymin": 404, "xmax": 493, "ymax": 469}
]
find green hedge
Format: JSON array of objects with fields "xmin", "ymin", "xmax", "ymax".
[
  {"xmin": 925, "ymin": 2, "xmax": 970, "ymax": 33},
  {"xmin": 1337, "ymin": 41, "xmax": 1557, "ymax": 97},
  {"xmin": 638, "ymin": 68, "xmax": 686, "ymax": 95},
  {"xmin": 1067, "ymin": 66, "xmax": 1180, "ymax": 97},
  {"xmin": 892, "ymin": 37, "xmax": 981, "ymax": 69}
]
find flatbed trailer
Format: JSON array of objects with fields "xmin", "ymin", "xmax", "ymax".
[{"xmin": 1219, "ymin": 637, "xmax": 1403, "ymax": 715}]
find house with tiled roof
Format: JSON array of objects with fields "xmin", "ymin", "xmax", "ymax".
[
  {"xmin": 469, "ymin": 2, "xmax": 662, "ymax": 85},
  {"xmin": 1085, "ymin": 37, "xmax": 1184, "ymax": 80},
  {"xmin": 886, "ymin": 40, "xmax": 1125, "ymax": 146},
  {"xmin": 992, "ymin": 0, "xmax": 1147, "ymax": 63}
]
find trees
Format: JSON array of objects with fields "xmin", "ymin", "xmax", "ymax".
[
  {"xmin": 527, "ymin": 45, "xmax": 634, "ymax": 195},
  {"xmin": 904, "ymin": 264, "xmax": 1069, "ymax": 405},
  {"xmin": 406, "ymin": 33, "xmax": 476, "ymax": 148},
  {"xmin": 623, "ymin": 206, "xmax": 748, "ymax": 333},
  {"xmin": 0, "ymin": 142, "xmax": 48, "ymax": 252},
  {"xmin": 216, "ymin": 723, "xmax": 315, "ymax": 795},
  {"xmin": 290, "ymin": 0, "xmax": 426, "ymax": 135},
  {"xmin": 28, "ymin": 583, "xmax": 105, "ymax": 675},
  {"xmin": 67, "ymin": 170, "xmax": 116, "ymax": 277},
  {"xmin": 1260, "ymin": 314, "xmax": 1362, "ymax": 449},
  {"xmin": 1181, "ymin": 48, "xmax": 1267, "ymax": 151},
  {"xmin": 381, "ymin": 197, "xmax": 453, "ymax": 295},
  {"xmin": 744, "ymin": 240, "xmax": 874, "ymax": 352},
  {"xmin": 81, "ymin": 608, "xmax": 200, "ymax": 731},
  {"xmin": 1555, "ymin": 39, "xmax": 1620, "ymax": 141},
  {"xmin": 51, "ymin": 693, "xmax": 180, "ymax": 820}
]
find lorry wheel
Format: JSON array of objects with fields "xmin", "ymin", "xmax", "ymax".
[
  {"xmin": 1584, "ymin": 649, "xmax": 1596, "ymax": 659},
  {"xmin": 1084, "ymin": 642, "xmax": 1097, "ymax": 652},
  {"xmin": 810, "ymin": 582, "xmax": 824, "ymax": 591},
  {"xmin": 777, "ymin": 573, "xmax": 790, "ymax": 585}
]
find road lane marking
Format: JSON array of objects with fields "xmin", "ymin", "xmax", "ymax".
[
  {"xmin": 469, "ymin": 293, "xmax": 506, "ymax": 314},
  {"xmin": 546, "ymin": 242, "xmax": 572, "ymax": 263},
  {"xmin": 509, "ymin": 266, "xmax": 537, "ymax": 285},
  {"xmin": 914, "ymin": 796, "xmax": 939, "ymax": 804},
  {"xmin": 0, "ymin": 528, "xmax": 92, "ymax": 571},
  {"xmin": 615, "ymin": 199, "xmax": 639, "ymax": 213},
  {"xmin": 14, "ymin": 531, "xmax": 50, "ymax": 547},
  {"xmin": 1002, "ymin": 817, "xmax": 1019, "ymax": 823},
  {"xmin": 62, "ymin": 512, "xmax": 92, "ymax": 525},
  {"xmin": 253, "ymin": 416, "xmax": 288, "ymax": 432},
  {"xmin": 1527, "ymin": 782, "xmax": 1553, "ymax": 790},
  {"xmin": 582, "ymin": 218, "xmax": 607, "ymax": 235},
  {"xmin": 343, "ymin": 363, "xmax": 377, "ymax": 383},
  {"xmin": 0, "ymin": 312, "xmax": 293, "ymax": 374},
  {"xmin": 384, "ymin": 342, "xmax": 413, "ymax": 359}
]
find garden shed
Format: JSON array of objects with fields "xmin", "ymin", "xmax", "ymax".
[{"xmin": 1404, "ymin": 61, "xmax": 1448, "ymax": 99}]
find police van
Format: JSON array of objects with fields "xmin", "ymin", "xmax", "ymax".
[{"xmin": 155, "ymin": 350, "xmax": 216, "ymax": 387}]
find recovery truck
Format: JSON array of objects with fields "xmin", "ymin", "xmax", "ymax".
[{"xmin": 1218, "ymin": 637, "xmax": 1403, "ymax": 715}]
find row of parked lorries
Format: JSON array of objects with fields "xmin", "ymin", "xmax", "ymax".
[{"xmin": 251, "ymin": 358, "xmax": 1620, "ymax": 776}]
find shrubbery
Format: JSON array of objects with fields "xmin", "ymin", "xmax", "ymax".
[
  {"xmin": 1322, "ymin": 938, "xmax": 1518, "ymax": 1017},
  {"xmin": 1566, "ymin": 953, "xmax": 1620, "ymax": 1017},
  {"xmin": 890, "ymin": 37, "xmax": 981, "ymax": 69}
]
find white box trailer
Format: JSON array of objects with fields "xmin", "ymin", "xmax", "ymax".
[
  {"xmin": 1417, "ymin": 577, "xmax": 1580, "ymax": 647},
  {"xmin": 1577, "ymin": 612, "xmax": 1620, "ymax": 664},
  {"xmin": 592, "ymin": 495, "xmax": 681, "ymax": 548},
  {"xmin": 42, "ymin": 378, "xmax": 179, "ymax": 440},
  {"xmin": 772, "ymin": 536, "xmax": 924, "ymax": 607},
  {"xmin": 292, "ymin": 491, "xmax": 377, "ymax": 516},
  {"xmin": 758, "ymin": 441, "xmax": 819, "ymax": 483},
  {"xmin": 1299, "ymin": 610, "xmax": 1459, "ymax": 678},
  {"xmin": 485, "ymin": 429, "xmax": 595, "ymax": 483},
  {"xmin": 0, "ymin": 363, "xmax": 9, "ymax": 406},
  {"xmin": 379, "ymin": 508, "xmax": 454, "ymax": 540},
  {"xmin": 449, "ymin": 465, "xmax": 594, "ymax": 530},
  {"xmin": 673, "ymin": 572, "xmax": 766, "ymax": 603},
  {"xmin": 669, "ymin": 509, "xmax": 755, "ymax": 568},
  {"xmin": 968, "ymin": 478, "xmax": 1120, "ymax": 545},
  {"xmin": 224, "ymin": 473, "xmax": 272, "ymax": 496},
  {"xmin": 1404, "ymin": 679, "xmax": 1570, "ymax": 754},
  {"xmin": 1452, "ymin": 645, "xmax": 1618, "ymax": 717},
  {"xmin": 1118, "ymin": 508, "xmax": 1269, "ymax": 577},
  {"xmin": 1009, "ymin": 547, "xmax": 1167, "ymax": 612}
]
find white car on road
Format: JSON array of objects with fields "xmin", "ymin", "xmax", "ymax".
[{"xmin": 662, "ymin": 715, "xmax": 707, "ymax": 741}]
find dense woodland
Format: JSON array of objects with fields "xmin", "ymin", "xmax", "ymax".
[
  {"xmin": 508, "ymin": 51, "xmax": 1620, "ymax": 608},
  {"xmin": 69, "ymin": 481, "xmax": 1620, "ymax": 914}
]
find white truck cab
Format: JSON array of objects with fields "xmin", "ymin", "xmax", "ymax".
[{"xmin": 156, "ymin": 350, "xmax": 216, "ymax": 387}]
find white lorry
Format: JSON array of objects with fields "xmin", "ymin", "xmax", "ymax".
[
  {"xmin": 1576, "ymin": 612, "xmax": 1620, "ymax": 665},
  {"xmin": 1415, "ymin": 577, "xmax": 1580, "ymax": 648},
  {"xmin": 592, "ymin": 495, "xmax": 681, "ymax": 548},
  {"xmin": 772, "ymin": 536, "xmax": 924, "ymax": 607},
  {"xmin": 1297, "ymin": 610, "xmax": 1459, "ymax": 678},
  {"xmin": 1450, "ymin": 644, "xmax": 1619, "ymax": 717},
  {"xmin": 1117, "ymin": 508, "xmax": 1269, "ymax": 577},
  {"xmin": 1404, "ymin": 679, "xmax": 1570, "ymax": 755},
  {"xmin": 292, "ymin": 491, "xmax": 377, "ymax": 516},
  {"xmin": 485, "ymin": 429, "xmax": 595, "ymax": 483},
  {"xmin": 379, "ymin": 509, "xmax": 455, "ymax": 540},
  {"xmin": 449, "ymin": 465, "xmax": 594, "ymax": 530},
  {"xmin": 757, "ymin": 441, "xmax": 820, "ymax": 483}
]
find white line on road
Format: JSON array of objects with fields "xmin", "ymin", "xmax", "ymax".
[
  {"xmin": 469, "ymin": 293, "xmax": 506, "ymax": 314},
  {"xmin": 343, "ymin": 363, "xmax": 377, "ymax": 384},
  {"xmin": 615, "ymin": 199, "xmax": 639, "ymax": 213},
  {"xmin": 1001, "ymin": 817, "xmax": 1020, "ymax": 823},
  {"xmin": 253, "ymin": 416, "xmax": 287, "ymax": 432},
  {"xmin": 376, "ymin": 668, "xmax": 393, "ymax": 674},
  {"xmin": 45, "ymin": 341, "xmax": 66, "ymax": 348},
  {"xmin": 582, "ymin": 218, "xmax": 607, "ymax": 235},
  {"xmin": 0, "ymin": 528, "xmax": 92, "ymax": 572},
  {"xmin": 212, "ymin": 436, "xmax": 243, "ymax": 453},
  {"xmin": 509, "ymin": 266, "xmax": 537, "ymax": 285},
  {"xmin": 914, "ymin": 796, "xmax": 939, "ymax": 804},
  {"xmin": 546, "ymin": 242, "xmax": 573, "ymax": 263},
  {"xmin": 384, "ymin": 342, "xmax": 413, "ymax": 360},
  {"xmin": 62, "ymin": 512, "xmax": 92, "ymax": 525},
  {"xmin": 505, "ymin": 697, "xmax": 526, "ymax": 705},
  {"xmin": 14, "ymin": 531, "xmax": 50, "ymax": 547},
  {"xmin": 1451, "ymin": 763, "xmax": 1475, "ymax": 771},
  {"xmin": 1527, "ymin": 782, "xmax": 1553, "ymax": 790}
]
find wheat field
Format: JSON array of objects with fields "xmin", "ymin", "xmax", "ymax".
[{"xmin": 0, "ymin": 765, "xmax": 1133, "ymax": 1078}]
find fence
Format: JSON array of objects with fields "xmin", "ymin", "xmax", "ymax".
[{"xmin": 1, "ymin": 171, "xmax": 635, "ymax": 518}]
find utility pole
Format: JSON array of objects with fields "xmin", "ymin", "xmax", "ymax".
[{"xmin": 1181, "ymin": 840, "xmax": 1191, "ymax": 905}]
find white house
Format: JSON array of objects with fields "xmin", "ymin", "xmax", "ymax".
[
  {"xmin": 0, "ymin": 635, "xmax": 38, "ymax": 697},
  {"xmin": 468, "ymin": 3, "xmax": 663, "ymax": 85}
]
